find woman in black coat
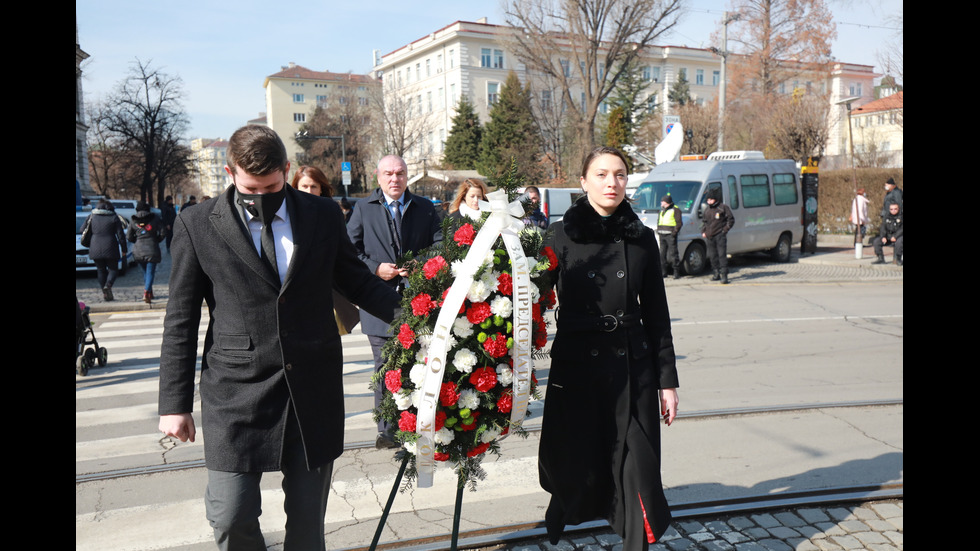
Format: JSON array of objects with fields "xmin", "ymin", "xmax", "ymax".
[
  {"xmin": 539, "ymin": 147, "xmax": 680, "ymax": 551},
  {"xmin": 127, "ymin": 202, "xmax": 167, "ymax": 303},
  {"xmin": 83, "ymin": 199, "xmax": 128, "ymax": 301}
]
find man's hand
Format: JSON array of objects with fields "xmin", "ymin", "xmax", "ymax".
[
  {"xmin": 159, "ymin": 413, "xmax": 196, "ymax": 443},
  {"xmin": 376, "ymin": 263, "xmax": 408, "ymax": 281}
]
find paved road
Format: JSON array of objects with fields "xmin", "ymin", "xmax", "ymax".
[{"xmin": 76, "ymin": 235, "xmax": 903, "ymax": 550}]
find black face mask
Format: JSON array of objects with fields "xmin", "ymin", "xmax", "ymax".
[{"xmin": 236, "ymin": 186, "xmax": 286, "ymax": 225}]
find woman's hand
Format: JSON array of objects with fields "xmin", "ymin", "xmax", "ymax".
[{"xmin": 660, "ymin": 388, "xmax": 679, "ymax": 426}]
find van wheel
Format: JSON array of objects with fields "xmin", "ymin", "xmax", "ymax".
[
  {"xmin": 683, "ymin": 242, "xmax": 707, "ymax": 275},
  {"xmin": 771, "ymin": 233, "xmax": 792, "ymax": 263}
]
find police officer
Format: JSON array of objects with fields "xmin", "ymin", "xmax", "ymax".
[
  {"xmin": 701, "ymin": 188, "xmax": 735, "ymax": 284},
  {"xmin": 657, "ymin": 194, "xmax": 683, "ymax": 279},
  {"xmin": 873, "ymin": 202, "xmax": 903, "ymax": 265}
]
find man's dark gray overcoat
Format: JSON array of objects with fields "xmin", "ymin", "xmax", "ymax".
[{"xmin": 158, "ymin": 185, "xmax": 400, "ymax": 472}]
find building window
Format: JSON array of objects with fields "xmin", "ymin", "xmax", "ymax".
[
  {"xmin": 426, "ymin": 59, "xmax": 431, "ymax": 77},
  {"xmin": 416, "ymin": 63, "xmax": 421, "ymax": 81},
  {"xmin": 316, "ymin": 95, "xmax": 328, "ymax": 107},
  {"xmin": 437, "ymin": 54, "xmax": 443, "ymax": 73},
  {"xmin": 494, "ymin": 49, "xmax": 504, "ymax": 69},
  {"xmin": 427, "ymin": 91, "xmax": 433, "ymax": 112},
  {"xmin": 652, "ymin": 66, "xmax": 661, "ymax": 82},
  {"xmin": 642, "ymin": 66, "xmax": 651, "ymax": 81},
  {"xmin": 487, "ymin": 82, "xmax": 499, "ymax": 105},
  {"xmin": 541, "ymin": 90, "xmax": 552, "ymax": 111},
  {"xmin": 450, "ymin": 83, "xmax": 456, "ymax": 104},
  {"xmin": 449, "ymin": 49, "xmax": 455, "ymax": 69},
  {"xmin": 849, "ymin": 82, "xmax": 863, "ymax": 97},
  {"xmin": 481, "ymin": 48, "xmax": 492, "ymax": 68},
  {"xmin": 293, "ymin": 113, "xmax": 306, "ymax": 123},
  {"xmin": 359, "ymin": 97, "xmax": 369, "ymax": 106},
  {"xmin": 439, "ymin": 87, "xmax": 445, "ymax": 109},
  {"xmin": 712, "ymin": 70, "xmax": 720, "ymax": 86},
  {"xmin": 293, "ymin": 94, "xmax": 305, "ymax": 103},
  {"xmin": 678, "ymin": 68, "xmax": 687, "ymax": 80},
  {"xmin": 696, "ymin": 69, "xmax": 704, "ymax": 85}
]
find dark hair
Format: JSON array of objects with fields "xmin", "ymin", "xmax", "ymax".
[
  {"xmin": 290, "ymin": 165, "xmax": 334, "ymax": 197},
  {"xmin": 226, "ymin": 125, "xmax": 288, "ymax": 177},
  {"xmin": 525, "ymin": 185, "xmax": 540, "ymax": 194},
  {"xmin": 580, "ymin": 146, "xmax": 629, "ymax": 178}
]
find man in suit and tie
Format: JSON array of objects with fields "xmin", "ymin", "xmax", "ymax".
[
  {"xmin": 158, "ymin": 125, "xmax": 401, "ymax": 551},
  {"xmin": 347, "ymin": 154, "xmax": 442, "ymax": 449}
]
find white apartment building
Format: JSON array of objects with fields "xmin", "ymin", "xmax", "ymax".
[
  {"xmin": 847, "ymin": 91, "xmax": 903, "ymax": 168},
  {"xmin": 191, "ymin": 138, "xmax": 232, "ymax": 198},
  {"xmin": 264, "ymin": 63, "xmax": 380, "ymax": 179},
  {"xmin": 374, "ymin": 19, "xmax": 878, "ymax": 171},
  {"xmin": 76, "ymin": 25, "xmax": 92, "ymax": 196}
]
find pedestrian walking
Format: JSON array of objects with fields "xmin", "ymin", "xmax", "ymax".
[
  {"xmin": 127, "ymin": 201, "xmax": 167, "ymax": 303},
  {"xmin": 80, "ymin": 199, "xmax": 127, "ymax": 301}
]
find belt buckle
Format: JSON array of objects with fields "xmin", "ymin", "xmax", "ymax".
[{"xmin": 599, "ymin": 314, "xmax": 618, "ymax": 332}]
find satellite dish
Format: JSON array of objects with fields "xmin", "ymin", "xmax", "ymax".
[{"xmin": 655, "ymin": 122, "xmax": 684, "ymax": 165}]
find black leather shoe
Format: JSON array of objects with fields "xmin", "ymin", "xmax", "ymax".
[{"xmin": 375, "ymin": 433, "xmax": 399, "ymax": 450}]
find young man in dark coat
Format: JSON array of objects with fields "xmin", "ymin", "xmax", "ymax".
[
  {"xmin": 158, "ymin": 125, "xmax": 401, "ymax": 550},
  {"xmin": 700, "ymin": 188, "xmax": 735, "ymax": 284},
  {"xmin": 346, "ymin": 154, "xmax": 442, "ymax": 449}
]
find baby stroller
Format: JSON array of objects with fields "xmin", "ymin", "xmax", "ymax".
[{"xmin": 76, "ymin": 296, "xmax": 107, "ymax": 376}]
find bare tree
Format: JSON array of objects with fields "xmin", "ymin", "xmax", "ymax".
[
  {"xmin": 370, "ymin": 81, "xmax": 433, "ymax": 160},
  {"xmin": 764, "ymin": 89, "xmax": 830, "ymax": 163},
  {"xmin": 677, "ymin": 101, "xmax": 719, "ymax": 156},
  {"xmin": 875, "ymin": 9, "xmax": 903, "ymax": 86},
  {"xmin": 86, "ymin": 98, "xmax": 141, "ymax": 197},
  {"xmin": 504, "ymin": 0, "xmax": 683, "ymax": 165},
  {"xmin": 296, "ymin": 93, "xmax": 379, "ymax": 195},
  {"xmin": 103, "ymin": 59, "xmax": 192, "ymax": 206}
]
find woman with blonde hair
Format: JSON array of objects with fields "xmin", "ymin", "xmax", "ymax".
[{"xmin": 447, "ymin": 178, "xmax": 488, "ymax": 221}]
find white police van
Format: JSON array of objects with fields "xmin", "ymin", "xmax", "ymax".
[{"xmin": 631, "ymin": 151, "xmax": 803, "ymax": 274}]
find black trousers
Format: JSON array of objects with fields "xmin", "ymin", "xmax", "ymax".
[
  {"xmin": 659, "ymin": 233, "xmax": 680, "ymax": 274},
  {"xmin": 706, "ymin": 233, "xmax": 728, "ymax": 271}
]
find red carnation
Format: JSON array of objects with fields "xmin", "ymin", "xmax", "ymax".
[
  {"xmin": 423, "ymin": 256, "xmax": 448, "ymax": 279},
  {"xmin": 469, "ymin": 366, "xmax": 498, "ymax": 392},
  {"xmin": 497, "ymin": 272, "xmax": 513, "ymax": 296},
  {"xmin": 411, "ymin": 293, "xmax": 437, "ymax": 316},
  {"xmin": 497, "ymin": 390, "xmax": 513, "ymax": 413},
  {"xmin": 384, "ymin": 369, "xmax": 403, "ymax": 393},
  {"xmin": 534, "ymin": 320, "xmax": 548, "ymax": 349},
  {"xmin": 435, "ymin": 410, "xmax": 447, "ymax": 431},
  {"xmin": 454, "ymin": 223, "xmax": 476, "ymax": 246},
  {"xmin": 434, "ymin": 452, "xmax": 450, "ymax": 461},
  {"xmin": 466, "ymin": 301, "xmax": 492, "ymax": 324},
  {"xmin": 483, "ymin": 333, "xmax": 510, "ymax": 358},
  {"xmin": 541, "ymin": 246, "xmax": 558, "ymax": 271},
  {"xmin": 397, "ymin": 324, "xmax": 415, "ymax": 348},
  {"xmin": 467, "ymin": 442, "xmax": 490, "ymax": 457},
  {"xmin": 440, "ymin": 382, "xmax": 460, "ymax": 407},
  {"xmin": 398, "ymin": 410, "xmax": 417, "ymax": 433},
  {"xmin": 539, "ymin": 288, "xmax": 557, "ymax": 310}
]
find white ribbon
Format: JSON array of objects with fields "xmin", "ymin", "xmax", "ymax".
[{"xmin": 415, "ymin": 190, "xmax": 534, "ymax": 487}]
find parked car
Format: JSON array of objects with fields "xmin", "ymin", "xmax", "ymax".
[
  {"xmin": 76, "ymin": 211, "xmax": 134, "ymax": 275},
  {"xmin": 630, "ymin": 150, "xmax": 803, "ymax": 275}
]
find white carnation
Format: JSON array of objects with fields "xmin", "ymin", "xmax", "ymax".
[
  {"xmin": 453, "ymin": 348, "xmax": 478, "ymax": 374},
  {"xmin": 496, "ymin": 364, "xmax": 514, "ymax": 386},
  {"xmin": 409, "ymin": 364, "xmax": 427, "ymax": 386},
  {"xmin": 453, "ymin": 316, "xmax": 474, "ymax": 338},
  {"xmin": 404, "ymin": 440, "xmax": 417, "ymax": 454},
  {"xmin": 457, "ymin": 388, "xmax": 480, "ymax": 410},
  {"xmin": 479, "ymin": 426, "xmax": 503, "ymax": 443},
  {"xmin": 467, "ymin": 279, "xmax": 492, "ymax": 302},
  {"xmin": 394, "ymin": 391, "xmax": 414, "ymax": 410},
  {"xmin": 435, "ymin": 427, "xmax": 455, "ymax": 445},
  {"xmin": 490, "ymin": 295, "xmax": 513, "ymax": 318}
]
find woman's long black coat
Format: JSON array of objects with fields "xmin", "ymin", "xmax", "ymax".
[{"xmin": 538, "ymin": 197, "xmax": 680, "ymax": 550}]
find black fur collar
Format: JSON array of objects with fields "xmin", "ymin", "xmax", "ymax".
[{"xmin": 562, "ymin": 196, "xmax": 646, "ymax": 243}]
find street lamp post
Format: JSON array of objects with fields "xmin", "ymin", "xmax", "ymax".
[{"xmin": 710, "ymin": 12, "xmax": 740, "ymax": 152}]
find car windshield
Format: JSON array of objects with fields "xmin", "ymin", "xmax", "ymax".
[{"xmin": 631, "ymin": 181, "xmax": 702, "ymax": 213}]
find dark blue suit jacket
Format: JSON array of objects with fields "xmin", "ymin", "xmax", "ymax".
[{"xmin": 347, "ymin": 187, "xmax": 442, "ymax": 336}]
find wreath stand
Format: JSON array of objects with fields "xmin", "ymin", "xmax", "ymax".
[{"xmin": 369, "ymin": 455, "xmax": 467, "ymax": 551}]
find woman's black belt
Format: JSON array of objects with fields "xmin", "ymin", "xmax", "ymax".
[{"xmin": 555, "ymin": 309, "xmax": 640, "ymax": 332}]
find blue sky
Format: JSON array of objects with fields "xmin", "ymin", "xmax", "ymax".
[{"xmin": 76, "ymin": 0, "xmax": 902, "ymax": 141}]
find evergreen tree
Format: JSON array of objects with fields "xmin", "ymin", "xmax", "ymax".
[
  {"xmin": 477, "ymin": 71, "xmax": 543, "ymax": 184},
  {"xmin": 608, "ymin": 58, "xmax": 651, "ymax": 141},
  {"xmin": 604, "ymin": 105, "xmax": 634, "ymax": 172},
  {"xmin": 441, "ymin": 95, "xmax": 482, "ymax": 169},
  {"xmin": 668, "ymin": 70, "xmax": 692, "ymax": 107}
]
